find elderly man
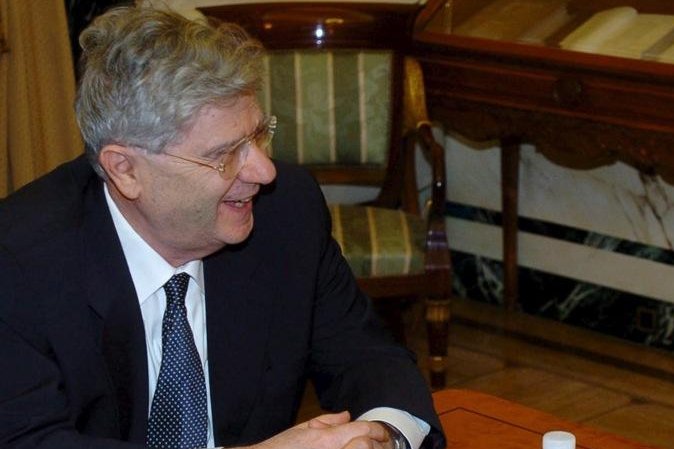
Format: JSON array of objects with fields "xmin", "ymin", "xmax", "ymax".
[{"xmin": 0, "ymin": 6, "xmax": 444, "ymax": 449}]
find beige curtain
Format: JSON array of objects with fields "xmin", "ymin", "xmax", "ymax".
[{"xmin": 0, "ymin": 0, "xmax": 83, "ymax": 198}]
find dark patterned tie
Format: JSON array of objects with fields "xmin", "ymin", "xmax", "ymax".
[{"xmin": 147, "ymin": 273, "xmax": 208, "ymax": 449}]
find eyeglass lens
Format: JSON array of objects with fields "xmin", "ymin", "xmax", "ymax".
[{"xmin": 220, "ymin": 117, "xmax": 275, "ymax": 179}]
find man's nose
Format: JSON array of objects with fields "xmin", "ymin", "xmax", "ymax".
[{"xmin": 237, "ymin": 143, "xmax": 276, "ymax": 185}]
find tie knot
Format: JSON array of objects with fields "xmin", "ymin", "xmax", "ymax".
[{"xmin": 164, "ymin": 272, "xmax": 191, "ymax": 306}]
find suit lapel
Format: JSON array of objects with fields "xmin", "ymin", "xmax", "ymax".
[
  {"xmin": 81, "ymin": 179, "xmax": 149, "ymax": 444},
  {"xmin": 79, "ymin": 174, "xmax": 278, "ymax": 446},
  {"xmin": 205, "ymin": 234, "xmax": 274, "ymax": 447}
]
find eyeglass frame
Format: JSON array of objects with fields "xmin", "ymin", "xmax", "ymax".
[{"xmin": 163, "ymin": 115, "xmax": 277, "ymax": 179}]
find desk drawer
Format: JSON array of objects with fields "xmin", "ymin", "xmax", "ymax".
[{"xmin": 420, "ymin": 55, "xmax": 674, "ymax": 133}]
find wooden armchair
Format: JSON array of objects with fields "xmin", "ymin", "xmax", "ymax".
[{"xmin": 201, "ymin": 2, "xmax": 452, "ymax": 388}]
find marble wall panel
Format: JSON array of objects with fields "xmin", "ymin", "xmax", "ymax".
[
  {"xmin": 446, "ymin": 135, "xmax": 674, "ymax": 250},
  {"xmin": 444, "ymin": 133, "xmax": 674, "ymax": 347}
]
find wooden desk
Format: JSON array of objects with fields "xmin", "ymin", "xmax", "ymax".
[
  {"xmin": 434, "ymin": 389, "xmax": 660, "ymax": 449},
  {"xmin": 413, "ymin": 0, "xmax": 674, "ymax": 309}
]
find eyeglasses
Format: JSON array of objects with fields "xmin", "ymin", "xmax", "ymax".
[{"xmin": 164, "ymin": 115, "xmax": 276, "ymax": 179}]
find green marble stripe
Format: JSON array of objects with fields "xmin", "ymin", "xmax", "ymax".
[
  {"xmin": 268, "ymin": 51, "xmax": 298, "ymax": 162},
  {"xmin": 298, "ymin": 52, "xmax": 332, "ymax": 164},
  {"xmin": 332, "ymin": 52, "xmax": 361, "ymax": 164}
]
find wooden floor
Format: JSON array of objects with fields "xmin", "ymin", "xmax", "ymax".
[{"xmin": 298, "ymin": 297, "xmax": 674, "ymax": 449}]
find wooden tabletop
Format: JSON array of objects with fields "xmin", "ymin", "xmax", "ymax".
[{"xmin": 433, "ymin": 389, "xmax": 662, "ymax": 449}]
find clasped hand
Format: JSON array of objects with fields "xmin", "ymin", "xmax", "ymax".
[{"xmin": 253, "ymin": 411, "xmax": 393, "ymax": 449}]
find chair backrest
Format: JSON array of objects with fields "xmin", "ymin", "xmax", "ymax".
[
  {"xmin": 260, "ymin": 49, "xmax": 391, "ymax": 169},
  {"xmin": 200, "ymin": 3, "xmax": 424, "ymax": 192}
]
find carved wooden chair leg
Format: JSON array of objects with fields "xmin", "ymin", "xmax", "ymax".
[{"xmin": 425, "ymin": 297, "xmax": 451, "ymax": 390}]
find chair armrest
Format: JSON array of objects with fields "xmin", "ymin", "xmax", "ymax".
[
  {"xmin": 403, "ymin": 57, "xmax": 451, "ymax": 280},
  {"xmin": 403, "ymin": 56, "xmax": 447, "ymax": 222},
  {"xmin": 417, "ymin": 123, "xmax": 446, "ymax": 223}
]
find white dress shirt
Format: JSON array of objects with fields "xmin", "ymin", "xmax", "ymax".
[{"xmin": 104, "ymin": 184, "xmax": 429, "ymax": 448}]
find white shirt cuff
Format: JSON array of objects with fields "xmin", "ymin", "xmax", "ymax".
[{"xmin": 357, "ymin": 407, "xmax": 430, "ymax": 449}]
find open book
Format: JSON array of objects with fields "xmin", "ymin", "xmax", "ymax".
[{"xmin": 560, "ymin": 6, "xmax": 674, "ymax": 61}]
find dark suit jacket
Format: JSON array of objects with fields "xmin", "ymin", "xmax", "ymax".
[{"xmin": 0, "ymin": 155, "xmax": 444, "ymax": 449}]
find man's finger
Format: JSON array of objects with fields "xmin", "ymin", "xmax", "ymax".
[{"xmin": 306, "ymin": 411, "xmax": 351, "ymax": 429}]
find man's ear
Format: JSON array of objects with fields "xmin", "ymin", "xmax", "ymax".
[{"xmin": 99, "ymin": 145, "xmax": 142, "ymax": 200}]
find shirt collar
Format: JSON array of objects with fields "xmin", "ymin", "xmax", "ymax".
[{"xmin": 104, "ymin": 183, "xmax": 204, "ymax": 304}]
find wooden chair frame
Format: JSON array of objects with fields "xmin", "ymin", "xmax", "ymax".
[{"xmin": 201, "ymin": 2, "xmax": 452, "ymax": 389}]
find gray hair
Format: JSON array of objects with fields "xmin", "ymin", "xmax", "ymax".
[{"xmin": 75, "ymin": 6, "xmax": 265, "ymax": 177}]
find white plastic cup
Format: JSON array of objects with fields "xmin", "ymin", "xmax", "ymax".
[{"xmin": 543, "ymin": 431, "xmax": 576, "ymax": 449}]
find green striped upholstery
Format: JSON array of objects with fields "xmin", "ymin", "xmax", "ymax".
[
  {"xmin": 259, "ymin": 50, "xmax": 392, "ymax": 166},
  {"xmin": 330, "ymin": 204, "xmax": 425, "ymax": 277},
  {"xmin": 260, "ymin": 50, "xmax": 416, "ymax": 278}
]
